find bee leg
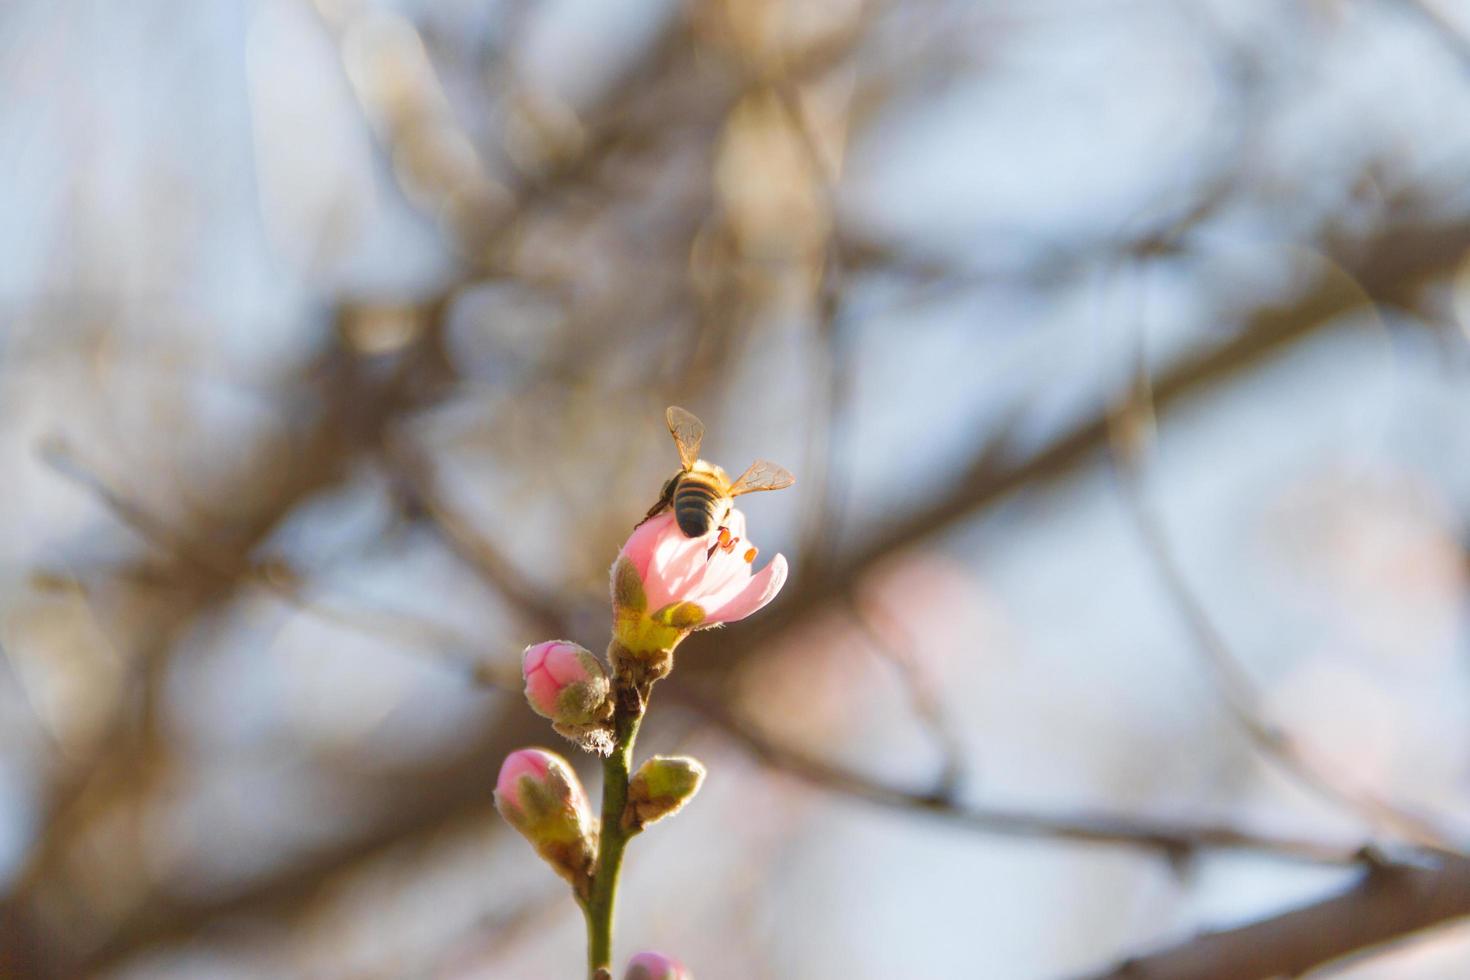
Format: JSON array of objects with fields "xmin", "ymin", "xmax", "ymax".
[
  {"xmin": 638, "ymin": 478, "xmax": 677, "ymax": 529},
  {"xmin": 707, "ymin": 526, "xmax": 733, "ymax": 560},
  {"xmin": 637, "ymin": 506, "xmax": 668, "ymax": 529}
]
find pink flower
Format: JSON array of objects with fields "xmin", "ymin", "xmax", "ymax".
[
  {"xmin": 521, "ymin": 640, "xmax": 611, "ymax": 725},
  {"xmin": 611, "ymin": 507, "xmax": 787, "ymax": 654},
  {"xmin": 624, "ymin": 951, "xmax": 691, "ymax": 980}
]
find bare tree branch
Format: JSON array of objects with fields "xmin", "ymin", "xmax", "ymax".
[
  {"xmin": 1076, "ymin": 853, "xmax": 1470, "ymax": 980},
  {"xmin": 675, "ymin": 689, "xmax": 1372, "ymax": 867}
]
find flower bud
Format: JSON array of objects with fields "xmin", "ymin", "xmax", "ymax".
[
  {"xmin": 624, "ymin": 951, "xmax": 691, "ymax": 980},
  {"xmin": 522, "ymin": 640, "xmax": 613, "ymax": 726},
  {"xmin": 494, "ymin": 748, "xmax": 597, "ymax": 891},
  {"xmin": 624, "ymin": 755, "xmax": 706, "ymax": 832}
]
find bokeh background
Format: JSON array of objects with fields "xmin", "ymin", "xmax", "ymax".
[{"xmin": 5, "ymin": 0, "xmax": 1470, "ymax": 977}]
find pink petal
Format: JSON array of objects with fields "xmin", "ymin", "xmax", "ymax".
[
  {"xmin": 676, "ymin": 506, "xmax": 756, "ymax": 606},
  {"xmin": 524, "ymin": 666, "xmax": 559, "ymax": 714},
  {"xmin": 521, "ymin": 641, "xmax": 587, "ymax": 715},
  {"xmin": 703, "ymin": 553, "xmax": 787, "ymax": 625},
  {"xmin": 543, "ymin": 647, "xmax": 588, "ymax": 685},
  {"xmin": 524, "ymin": 646, "xmax": 543, "ymax": 671},
  {"xmin": 620, "ymin": 513, "xmax": 673, "ymax": 581},
  {"xmin": 655, "ymin": 530, "xmax": 717, "ymax": 606},
  {"xmin": 496, "ymin": 748, "xmax": 553, "ymax": 803},
  {"xmin": 692, "ymin": 546, "xmax": 751, "ymax": 607}
]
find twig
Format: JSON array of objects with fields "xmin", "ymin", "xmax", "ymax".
[
  {"xmin": 582, "ymin": 683, "xmax": 645, "ymax": 978},
  {"xmin": 1075, "ymin": 852, "xmax": 1470, "ymax": 980}
]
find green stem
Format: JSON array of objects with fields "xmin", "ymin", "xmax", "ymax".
[{"xmin": 585, "ymin": 691, "xmax": 644, "ymax": 978}]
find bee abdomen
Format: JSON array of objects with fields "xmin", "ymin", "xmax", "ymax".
[{"xmin": 673, "ymin": 479, "xmax": 721, "ymax": 537}]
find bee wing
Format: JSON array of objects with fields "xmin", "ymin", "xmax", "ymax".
[
  {"xmin": 728, "ymin": 459, "xmax": 795, "ymax": 497},
  {"xmin": 666, "ymin": 406, "xmax": 705, "ymax": 471}
]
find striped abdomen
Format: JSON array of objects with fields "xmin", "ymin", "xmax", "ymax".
[{"xmin": 672, "ymin": 474, "xmax": 728, "ymax": 537}]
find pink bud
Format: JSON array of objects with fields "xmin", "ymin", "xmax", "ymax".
[
  {"xmin": 624, "ymin": 951, "xmax": 691, "ymax": 980},
  {"xmin": 495, "ymin": 748, "xmax": 552, "ymax": 808},
  {"xmin": 522, "ymin": 640, "xmax": 612, "ymax": 725},
  {"xmin": 494, "ymin": 748, "xmax": 597, "ymax": 889},
  {"xmin": 611, "ymin": 508, "xmax": 787, "ymax": 656}
]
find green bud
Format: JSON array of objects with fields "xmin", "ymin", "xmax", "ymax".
[{"xmin": 624, "ymin": 755, "xmax": 706, "ymax": 832}]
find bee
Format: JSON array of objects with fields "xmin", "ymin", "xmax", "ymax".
[{"xmin": 642, "ymin": 406, "xmax": 795, "ymax": 557}]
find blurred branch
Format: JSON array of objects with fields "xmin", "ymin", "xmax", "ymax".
[
  {"xmin": 679, "ymin": 690, "xmax": 1371, "ymax": 867},
  {"xmin": 848, "ymin": 596, "xmax": 967, "ymax": 798},
  {"xmin": 42, "ymin": 431, "xmax": 1375, "ymax": 934},
  {"xmin": 349, "ymin": 399, "xmax": 1404, "ymax": 893},
  {"xmin": 708, "ymin": 212, "xmax": 1470, "ymax": 665},
  {"xmin": 235, "ymin": 374, "xmax": 1404, "ymax": 872},
  {"xmin": 44, "ymin": 429, "xmax": 1392, "ymax": 980},
  {"xmin": 13, "ymin": 4, "xmax": 1470, "ymax": 975},
  {"xmin": 71, "ymin": 210, "xmax": 1470, "ymax": 974},
  {"xmin": 385, "ymin": 431, "xmax": 580, "ymax": 644},
  {"xmin": 1078, "ymin": 853, "xmax": 1470, "ymax": 980},
  {"xmin": 31, "ymin": 401, "xmax": 578, "ymax": 979},
  {"xmin": 39, "ymin": 439, "xmax": 514, "ymax": 690},
  {"xmin": 1110, "ymin": 370, "xmax": 1465, "ymax": 852},
  {"xmin": 25, "ymin": 100, "xmax": 1470, "ymax": 968},
  {"xmin": 75, "ymin": 728, "xmax": 545, "ymax": 978},
  {"xmin": 4, "ymin": 322, "xmax": 492, "ymax": 977}
]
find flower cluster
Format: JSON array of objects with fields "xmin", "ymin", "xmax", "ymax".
[{"xmin": 495, "ymin": 503, "xmax": 787, "ymax": 979}]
